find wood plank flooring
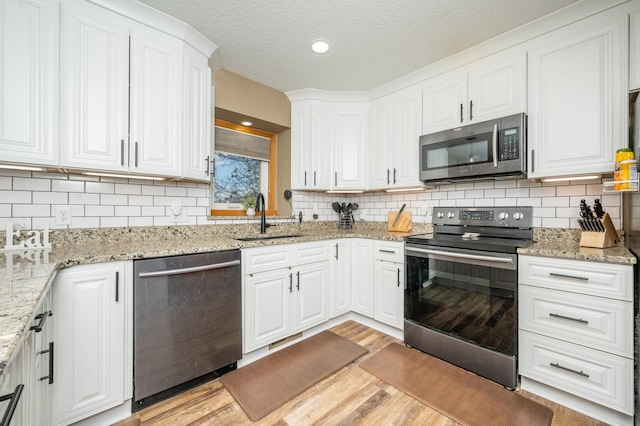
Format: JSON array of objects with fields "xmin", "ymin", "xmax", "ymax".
[{"xmin": 115, "ymin": 321, "xmax": 608, "ymax": 426}]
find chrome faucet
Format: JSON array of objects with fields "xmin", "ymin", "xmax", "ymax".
[{"xmin": 255, "ymin": 193, "xmax": 267, "ymax": 234}]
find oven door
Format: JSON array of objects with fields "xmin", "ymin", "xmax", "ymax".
[{"xmin": 405, "ymin": 244, "xmax": 517, "ymax": 356}]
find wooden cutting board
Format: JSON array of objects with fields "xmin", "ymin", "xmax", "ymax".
[{"xmin": 387, "ymin": 210, "xmax": 412, "ymax": 232}]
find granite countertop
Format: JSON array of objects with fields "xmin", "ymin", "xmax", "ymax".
[{"xmin": 0, "ymin": 221, "xmax": 636, "ymax": 384}]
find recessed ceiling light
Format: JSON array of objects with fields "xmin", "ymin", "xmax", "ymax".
[
  {"xmin": 241, "ymin": 121, "xmax": 253, "ymax": 126},
  {"xmin": 311, "ymin": 40, "xmax": 330, "ymax": 54}
]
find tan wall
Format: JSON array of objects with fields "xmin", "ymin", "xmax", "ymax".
[{"xmin": 214, "ymin": 69, "xmax": 292, "ymax": 215}]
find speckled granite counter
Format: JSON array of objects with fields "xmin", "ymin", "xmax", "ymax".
[
  {"xmin": 0, "ymin": 221, "xmax": 636, "ymax": 385},
  {"xmin": 0, "ymin": 221, "xmax": 428, "ymax": 382}
]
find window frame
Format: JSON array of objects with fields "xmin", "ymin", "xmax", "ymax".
[{"xmin": 210, "ymin": 119, "xmax": 278, "ymax": 216}]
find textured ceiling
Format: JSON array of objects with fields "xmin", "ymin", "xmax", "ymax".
[{"xmin": 138, "ymin": 0, "xmax": 579, "ymax": 93}]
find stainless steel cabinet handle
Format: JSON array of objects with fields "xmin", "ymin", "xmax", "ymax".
[
  {"xmin": 379, "ymin": 249, "xmax": 396, "ymax": 254},
  {"xmin": 0, "ymin": 384, "xmax": 24, "ymax": 426},
  {"xmin": 407, "ymin": 247, "xmax": 514, "ymax": 264},
  {"xmin": 120, "ymin": 139, "xmax": 125, "ymax": 166},
  {"xmin": 135, "ymin": 142, "xmax": 139, "ymax": 167},
  {"xmin": 492, "ymin": 123, "xmax": 498, "ymax": 168},
  {"xmin": 393, "ymin": 168, "xmax": 397, "ymax": 184},
  {"xmin": 296, "ymin": 271, "xmax": 300, "ymax": 291},
  {"xmin": 460, "ymin": 103, "xmax": 463, "ymax": 123},
  {"xmin": 387, "ymin": 169, "xmax": 390, "ymax": 185},
  {"xmin": 138, "ymin": 260, "xmax": 241, "ymax": 278},
  {"xmin": 335, "ymin": 243, "xmax": 339, "ymax": 260},
  {"xmin": 289, "ymin": 273, "xmax": 293, "ymax": 293},
  {"xmin": 304, "ymin": 171, "xmax": 307, "ymax": 186},
  {"xmin": 334, "ymin": 172, "xmax": 337, "ymax": 186},
  {"xmin": 469, "ymin": 100, "xmax": 474, "ymax": 121},
  {"xmin": 549, "ymin": 313, "xmax": 588, "ymax": 324},
  {"xmin": 550, "ymin": 362, "xmax": 589, "ymax": 378},
  {"xmin": 38, "ymin": 342, "xmax": 54, "ymax": 384},
  {"xmin": 531, "ymin": 149, "xmax": 535, "ymax": 173},
  {"xmin": 30, "ymin": 311, "xmax": 52, "ymax": 333},
  {"xmin": 397, "ymin": 268, "xmax": 400, "ymax": 287},
  {"xmin": 115, "ymin": 271, "xmax": 119, "ymax": 302},
  {"xmin": 205, "ymin": 155, "xmax": 210, "ymax": 176},
  {"xmin": 314, "ymin": 171, "xmax": 316, "ymax": 186},
  {"xmin": 549, "ymin": 272, "xmax": 588, "ymax": 281}
]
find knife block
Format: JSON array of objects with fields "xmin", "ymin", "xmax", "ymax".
[
  {"xmin": 387, "ymin": 210, "xmax": 412, "ymax": 232},
  {"xmin": 579, "ymin": 213, "xmax": 618, "ymax": 248}
]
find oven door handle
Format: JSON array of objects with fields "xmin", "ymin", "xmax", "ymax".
[{"xmin": 406, "ymin": 247, "xmax": 514, "ymax": 265}]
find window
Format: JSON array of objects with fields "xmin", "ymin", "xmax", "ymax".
[{"xmin": 210, "ymin": 120, "xmax": 277, "ymax": 216}]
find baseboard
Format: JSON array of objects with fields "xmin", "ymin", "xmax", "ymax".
[{"xmin": 70, "ymin": 399, "xmax": 132, "ymax": 426}]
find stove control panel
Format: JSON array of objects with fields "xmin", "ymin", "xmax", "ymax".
[{"xmin": 432, "ymin": 206, "xmax": 532, "ymax": 228}]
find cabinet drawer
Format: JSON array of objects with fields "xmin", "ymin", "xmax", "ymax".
[
  {"xmin": 518, "ymin": 255, "xmax": 632, "ymax": 301},
  {"xmin": 519, "ymin": 331, "xmax": 633, "ymax": 415},
  {"xmin": 374, "ymin": 241, "xmax": 404, "ymax": 262},
  {"xmin": 519, "ymin": 285, "xmax": 632, "ymax": 357},
  {"xmin": 242, "ymin": 245, "xmax": 292, "ymax": 274},
  {"xmin": 293, "ymin": 241, "xmax": 330, "ymax": 265}
]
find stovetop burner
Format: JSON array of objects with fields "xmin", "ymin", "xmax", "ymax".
[{"xmin": 405, "ymin": 206, "xmax": 534, "ymax": 253}]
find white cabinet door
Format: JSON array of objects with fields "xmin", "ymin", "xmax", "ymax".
[
  {"xmin": 243, "ymin": 268, "xmax": 292, "ymax": 353},
  {"xmin": 182, "ymin": 43, "xmax": 212, "ymax": 182},
  {"xmin": 329, "ymin": 240, "xmax": 351, "ymax": 318},
  {"xmin": 59, "ymin": 0, "xmax": 130, "ymax": 172},
  {"xmin": 53, "ymin": 262, "xmax": 131, "ymax": 426},
  {"xmin": 332, "ymin": 104, "xmax": 368, "ymax": 189},
  {"xmin": 422, "ymin": 51, "xmax": 526, "ymax": 134},
  {"xmin": 631, "ymin": 10, "xmax": 640, "ymax": 91},
  {"xmin": 422, "ymin": 71, "xmax": 467, "ymax": 134},
  {"xmin": 129, "ymin": 28, "xmax": 182, "ymax": 177},
  {"xmin": 290, "ymin": 101, "xmax": 331, "ymax": 190},
  {"xmin": 527, "ymin": 14, "xmax": 627, "ymax": 178},
  {"xmin": 293, "ymin": 261, "xmax": 330, "ymax": 333},
  {"xmin": 351, "ymin": 239, "xmax": 374, "ymax": 317},
  {"xmin": 0, "ymin": 0, "xmax": 58, "ymax": 167},
  {"xmin": 369, "ymin": 89, "xmax": 423, "ymax": 190},
  {"xmin": 374, "ymin": 260, "xmax": 404, "ymax": 329}
]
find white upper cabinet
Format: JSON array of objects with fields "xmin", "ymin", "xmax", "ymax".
[
  {"xmin": 369, "ymin": 88, "xmax": 423, "ymax": 190},
  {"xmin": 631, "ymin": 9, "xmax": 640, "ymax": 91},
  {"xmin": 332, "ymin": 103, "xmax": 368, "ymax": 189},
  {"xmin": 129, "ymin": 27, "xmax": 182, "ymax": 177},
  {"xmin": 60, "ymin": 0, "xmax": 214, "ymax": 180},
  {"xmin": 527, "ymin": 12, "xmax": 627, "ymax": 179},
  {"xmin": 182, "ymin": 45, "xmax": 212, "ymax": 182},
  {"xmin": 0, "ymin": 0, "xmax": 58, "ymax": 167},
  {"xmin": 290, "ymin": 100, "xmax": 331, "ymax": 190},
  {"xmin": 422, "ymin": 51, "xmax": 526, "ymax": 134},
  {"xmin": 59, "ymin": 0, "xmax": 130, "ymax": 172}
]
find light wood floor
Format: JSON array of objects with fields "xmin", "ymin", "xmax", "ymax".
[{"xmin": 116, "ymin": 321, "xmax": 608, "ymax": 425}]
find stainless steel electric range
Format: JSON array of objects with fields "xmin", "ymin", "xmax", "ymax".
[{"xmin": 404, "ymin": 206, "xmax": 534, "ymax": 389}]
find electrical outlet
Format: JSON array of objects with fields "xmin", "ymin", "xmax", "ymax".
[
  {"xmin": 55, "ymin": 206, "xmax": 72, "ymax": 226},
  {"xmin": 169, "ymin": 198, "xmax": 187, "ymax": 223}
]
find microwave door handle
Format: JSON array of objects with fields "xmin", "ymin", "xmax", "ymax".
[{"xmin": 492, "ymin": 123, "xmax": 498, "ymax": 168}]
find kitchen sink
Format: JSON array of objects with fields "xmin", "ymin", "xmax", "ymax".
[{"xmin": 235, "ymin": 234, "xmax": 302, "ymax": 241}]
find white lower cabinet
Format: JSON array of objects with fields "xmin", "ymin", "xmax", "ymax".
[
  {"xmin": 0, "ymin": 286, "xmax": 54, "ymax": 426},
  {"xmin": 518, "ymin": 255, "xmax": 633, "ymax": 423},
  {"xmin": 52, "ymin": 261, "xmax": 132, "ymax": 426},
  {"xmin": 373, "ymin": 241, "xmax": 405, "ymax": 330},
  {"xmin": 350, "ymin": 239, "xmax": 374, "ymax": 318},
  {"xmin": 242, "ymin": 242, "xmax": 330, "ymax": 353},
  {"xmin": 329, "ymin": 240, "xmax": 351, "ymax": 318}
]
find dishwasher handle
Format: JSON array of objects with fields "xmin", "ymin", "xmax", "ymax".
[{"xmin": 138, "ymin": 260, "xmax": 240, "ymax": 279}]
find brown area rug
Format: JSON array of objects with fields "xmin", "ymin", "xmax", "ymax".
[
  {"xmin": 221, "ymin": 330, "xmax": 368, "ymax": 421},
  {"xmin": 360, "ymin": 343, "xmax": 554, "ymax": 426}
]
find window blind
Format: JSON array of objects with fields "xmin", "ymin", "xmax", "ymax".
[{"xmin": 215, "ymin": 126, "xmax": 270, "ymax": 161}]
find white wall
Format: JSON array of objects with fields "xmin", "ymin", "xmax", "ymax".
[{"xmin": 0, "ymin": 170, "xmax": 621, "ymax": 231}]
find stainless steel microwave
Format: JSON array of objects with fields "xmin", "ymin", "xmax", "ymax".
[{"xmin": 419, "ymin": 113, "xmax": 527, "ymax": 184}]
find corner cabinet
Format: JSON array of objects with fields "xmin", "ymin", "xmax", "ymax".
[
  {"xmin": 52, "ymin": 261, "xmax": 133, "ymax": 426},
  {"xmin": 289, "ymin": 95, "xmax": 368, "ymax": 191},
  {"xmin": 422, "ymin": 51, "xmax": 526, "ymax": 134},
  {"xmin": 0, "ymin": 0, "xmax": 59, "ymax": 167},
  {"xmin": 527, "ymin": 12, "xmax": 627, "ymax": 179},
  {"xmin": 369, "ymin": 88, "xmax": 423, "ymax": 190}
]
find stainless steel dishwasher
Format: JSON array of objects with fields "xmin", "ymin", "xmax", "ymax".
[{"xmin": 133, "ymin": 250, "xmax": 241, "ymax": 410}]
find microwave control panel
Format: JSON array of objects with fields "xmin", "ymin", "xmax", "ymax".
[{"xmin": 500, "ymin": 127, "xmax": 520, "ymax": 161}]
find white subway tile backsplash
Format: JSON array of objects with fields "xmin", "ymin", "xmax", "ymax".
[
  {"xmin": 115, "ymin": 206, "xmax": 141, "ymax": 217},
  {"xmin": 556, "ymin": 185, "xmax": 586, "ymax": 196},
  {"xmin": 141, "ymin": 206, "xmax": 165, "ymax": 216},
  {"xmin": 13, "ymin": 177, "xmax": 50, "ymax": 191},
  {"xmin": 85, "ymin": 182, "xmax": 115, "ymax": 194},
  {"xmin": 101, "ymin": 217, "xmax": 128, "ymax": 228},
  {"xmin": 0, "ymin": 190, "xmax": 31, "ymax": 204},
  {"xmin": 541, "ymin": 197, "xmax": 570, "ymax": 207},
  {"xmin": 13, "ymin": 204, "xmax": 50, "ymax": 217},
  {"xmin": 141, "ymin": 185, "xmax": 165, "ymax": 196},
  {"xmin": 166, "ymin": 186, "xmax": 187, "ymax": 197},
  {"xmin": 128, "ymin": 195, "xmax": 154, "ymax": 206},
  {"xmin": 86, "ymin": 205, "xmax": 115, "ymax": 217},
  {"xmin": 529, "ymin": 187, "xmax": 556, "ymax": 197},
  {"xmin": 101, "ymin": 194, "xmax": 129, "ymax": 206},
  {"xmin": 129, "ymin": 217, "xmax": 154, "ymax": 227},
  {"xmin": 0, "ymin": 177, "xmax": 11, "ymax": 190},
  {"xmin": 51, "ymin": 180, "xmax": 85, "ymax": 193},
  {"xmin": 115, "ymin": 183, "xmax": 142, "ymax": 195},
  {"xmin": 542, "ymin": 217, "xmax": 570, "ymax": 228},
  {"xmin": 68, "ymin": 193, "xmax": 99, "ymax": 205},
  {"xmin": 70, "ymin": 217, "xmax": 100, "ymax": 229},
  {"xmin": 33, "ymin": 191, "xmax": 68, "ymax": 205},
  {"xmin": 485, "ymin": 189, "xmax": 506, "ymax": 198},
  {"xmin": 505, "ymin": 188, "xmax": 529, "ymax": 198}
]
